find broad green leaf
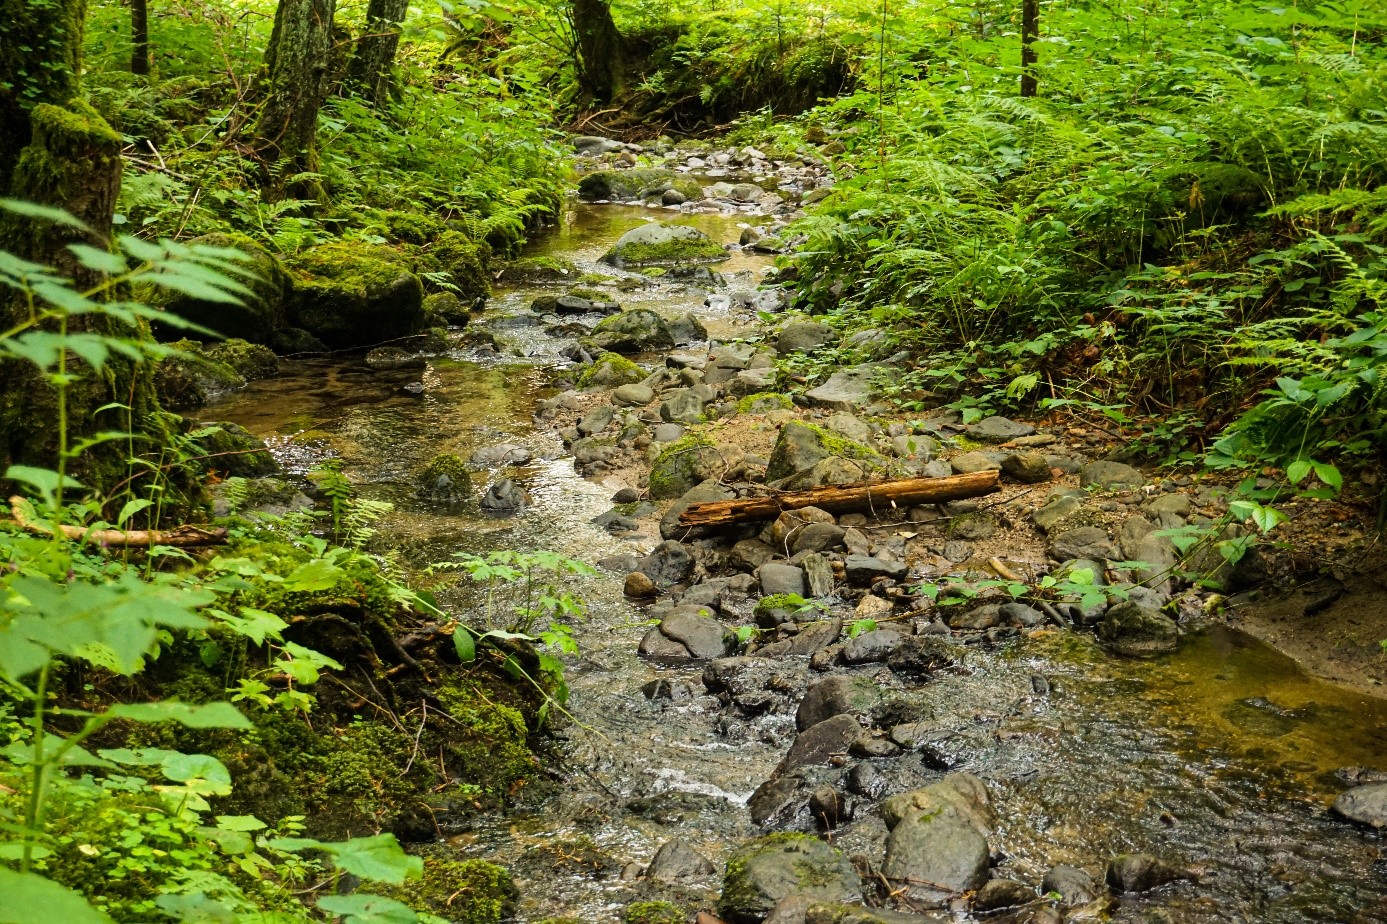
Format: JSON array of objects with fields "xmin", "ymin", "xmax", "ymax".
[
  {"xmin": 0, "ymin": 199, "xmax": 94, "ymax": 234},
  {"xmin": 316, "ymin": 894, "xmax": 419, "ymax": 924},
  {"xmin": 0, "ymin": 868, "xmax": 114, "ymax": 924},
  {"xmin": 66, "ymin": 244, "xmax": 128, "ymax": 275},
  {"xmin": 1311, "ymin": 461, "xmax": 1342, "ymax": 492},
  {"xmin": 453, "ymin": 627, "xmax": 476, "ymax": 663},
  {"xmin": 1285, "ymin": 459, "xmax": 1311, "ymax": 484},
  {"xmin": 285, "ymin": 557, "xmax": 346, "ymax": 591},
  {"xmin": 214, "ymin": 814, "xmax": 267, "ymax": 832},
  {"xmin": 117, "ymin": 498, "xmax": 153, "ymax": 526},
  {"xmin": 105, "ymin": 701, "xmax": 251, "ymax": 729}
]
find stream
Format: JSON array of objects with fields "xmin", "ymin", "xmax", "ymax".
[{"xmin": 208, "ymin": 186, "xmax": 1387, "ymax": 924}]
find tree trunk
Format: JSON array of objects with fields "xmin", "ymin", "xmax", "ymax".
[
  {"xmin": 1020, "ymin": 0, "xmax": 1039, "ymax": 98},
  {"xmin": 131, "ymin": 0, "xmax": 151, "ymax": 76},
  {"xmin": 254, "ymin": 0, "xmax": 337, "ymax": 198},
  {"xmin": 678, "ymin": 471, "xmax": 1001, "ymax": 529},
  {"xmin": 0, "ymin": 0, "xmax": 85, "ymax": 181},
  {"xmin": 347, "ymin": 0, "xmax": 408, "ymax": 106},
  {"xmin": 571, "ymin": 0, "xmax": 626, "ymax": 104}
]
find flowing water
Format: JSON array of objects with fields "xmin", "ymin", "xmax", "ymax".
[{"xmin": 208, "ymin": 196, "xmax": 1387, "ymax": 924}]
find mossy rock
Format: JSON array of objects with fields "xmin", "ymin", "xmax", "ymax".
[
  {"xmin": 590, "ymin": 309, "xmax": 675, "ymax": 354},
  {"xmin": 418, "ymin": 452, "xmax": 472, "ymax": 505},
  {"xmin": 205, "ymin": 338, "xmax": 279, "ymax": 381},
  {"xmin": 153, "ymin": 341, "xmax": 245, "ymax": 411},
  {"xmin": 649, "ymin": 433, "xmax": 723, "ymax": 500},
  {"xmin": 600, "ymin": 223, "xmax": 729, "ymax": 269},
  {"xmin": 424, "ymin": 291, "xmax": 472, "ymax": 328},
  {"xmin": 766, "ymin": 421, "xmax": 887, "ymax": 484},
  {"xmin": 578, "ymin": 352, "xmax": 646, "ymax": 388},
  {"xmin": 153, "ymin": 232, "xmax": 291, "ymax": 344},
  {"xmin": 720, "ymin": 834, "xmax": 859, "ymax": 924},
  {"xmin": 428, "ymin": 229, "xmax": 492, "ymax": 302},
  {"xmin": 373, "ymin": 209, "xmax": 448, "ymax": 245},
  {"xmin": 499, "ymin": 255, "xmax": 578, "ymax": 284},
  {"xmin": 737, "ymin": 392, "xmax": 793, "ymax": 414},
  {"xmin": 579, "ymin": 168, "xmax": 690, "ymax": 202},
  {"xmin": 188, "ymin": 421, "xmax": 278, "ymax": 478},
  {"xmin": 288, "ymin": 242, "xmax": 426, "ymax": 349},
  {"xmin": 383, "ymin": 855, "xmax": 519, "ymax": 924},
  {"xmin": 624, "ymin": 901, "xmax": 686, "ymax": 924}
]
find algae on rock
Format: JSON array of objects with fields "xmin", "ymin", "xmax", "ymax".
[{"xmin": 288, "ymin": 241, "xmax": 426, "ymax": 349}]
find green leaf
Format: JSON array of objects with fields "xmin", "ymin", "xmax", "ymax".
[
  {"xmin": 214, "ymin": 814, "xmax": 267, "ymax": 832},
  {"xmin": 116, "ymin": 498, "xmax": 153, "ymax": 526},
  {"xmin": 270, "ymin": 833, "xmax": 422, "ymax": 883},
  {"xmin": 0, "ymin": 869, "xmax": 114, "ymax": 924},
  {"xmin": 453, "ymin": 627, "xmax": 476, "ymax": 663},
  {"xmin": 1285, "ymin": 460, "xmax": 1311, "ymax": 484},
  {"xmin": 0, "ymin": 199, "xmax": 94, "ymax": 234},
  {"xmin": 104, "ymin": 701, "xmax": 251, "ymax": 729},
  {"xmin": 316, "ymin": 894, "xmax": 420, "ymax": 924},
  {"xmin": 284, "ymin": 557, "xmax": 345, "ymax": 592},
  {"xmin": 67, "ymin": 244, "xmax": 129, "ymax": 275},
  {"xmin": 1311, "ymin": 461, "xmax": 1342, "ymax": 492}
]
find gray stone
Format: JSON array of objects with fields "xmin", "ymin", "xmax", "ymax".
[
  {"xmin": 766, "ymin": 421, "xmax": 883, "ymax": 483},
  {"xmin": 760, "ymin": 563, "xmax": 807, "ymax": 597},
  {"xmin": 612, "ymin": 383, "xmax": 655, "ymax": 406},
  {"xmin": 949, "ymin": 604, "xmax": 1001, "ymax": 630},
  {"xmin": 881, "ymin": 777, "xmax": 992, "ymax": 907},
  {"xmin": 974, "ymin": 879, "xmax": 1035, "ymax": 912},
  {"xmin": 777, "ymin": 321, "xmax": 835, "ymax": 355},
  {"xmin": 1080, "ymin": 460, "xmax": 1146, "ymax": 490},
  {"xmin": 1000, "ymin": 602, "xmax": 1046, "ymax": 628},
  {"xmin": 1050, "ymin": 526, "xmax": 1119, "ymax": 562},
  {"xmin": 949, "ymin": 512, "xmax": 996, "ymax": 541},
  {"xmin": 797, "ymin": 675, "xmax": 884, "ymax": 730},
  {"xmin": 1148, "ymin": 493, "xmax": 1193, "ymax": 517},
  {"xmin": 718, "ymin": 835, "xmax": 859, "ymax": 924},
  {"xmin": 1001, "ymin": 451, "xmax": 1052, "ymax": 483},
  {"xmin": 479, "ymin": 477, "xmax": 528, "ymax": 514},
  {"xmin": 805, "ymin": 365, "xmax": 880, "ymax": 412},
  {"xmin": 941, "ymin": 540, "xmax": 972, "ymax": 563},
  {"xmin": 777, "ymin": 714, "xmax": 865, "ymax": 774},
  {"xmin": 591, "ymin": 309, "xmax": 675, "ymax": 354},
  {"xmin": 1041, "ymin": 865, "xmax": 1097, "ymax": 905},
  {"xmin": 950, "ymin": 451, "xmax": 1001, "ymax": 474},
  {"xmin": 661, "ymin": 188, "xmax": 688, "ymax": 206},
  {"xmin": 470, "ymin": 443, "xmax": 531, "ymax": 467},
  {"xmin": 840, "ymin": 629, "xmax": 904, "ymax": 664},
  {"xmin": 660, "ymin": 606, "xmax": 731, "ymax": 659},
  {"xmin": 886, "ymin": 635, "xmax": 959, "ymax": 678},
  {"xmin": 646, "ymin": 839, "xmax": 716, "ymax": 883},
  {"xmin": 890, "ymin": 433, "xmax": 940, "ymax": 461},
  {"xmin": 1105, "ymin": 853, "xmax": 1183, "ymax": 893},
  {"xmin": 824, "ymin": 413, "xmax": 872, "ymax": 443},
  {"xmin": 801, "ymin": 553, "xmax": 834, "ymax": 598},
  {"xmin": 639, "ymin": 541, "xmax": 696, "ymax": 588},
  {"xmin": 1032, "ymin": 494, "xmax": 1081, "ymax": 532},
  {"xmin": 661, "ymin": 480, "xmax": 736, "ymax": 539},
  {"xmin": 1098, "ymin": 601, "xmax": 1179, "ymax": 656},
  {"xmin": 668, "ymin": 311, "xmax": 709, "ymax": 345},
  {"xmin": 843, "ymin": 555, "xmax": 907, "ymax": 585},
  {"xmin": 1332, "ymin": 782, "xmax": 1387, "ymax": 829},
  {"xmin": 554, "ymin": 294, "xmax": 594, "ymax": 313},
  {"xmin": 661, "ymin": 388, "xmax": 707, "ymax": 424},
  {"xmin": 967, "ymin": 416, "xmax": 1035, "ymax": 442},
  {"xmin": 790, "ymin": 523, "xmax": 846, "ymax": 554},
  {"xmin": 639, "ymin": 626, "xmax": 693, "ymax": 659},
  {"xmin": 578, "ymin": 404, "xmax": 615, "ymax": 436},
  {"xmin": 652, "ymin": 423, "xmax": 685, "ymax": 443},
  {"xmin": 601, "ymin": 222, "xmax": 728, "ymax": 268},
  {"xmin": 728, "ymin": 367, "xmax": 778, "ymax": 397},
  {"xmin": 649, "ymin": 440, "xmax": 723, "ymax": 500},
  {"xmin": 572, "ymin": 135, "xmax": 624, "ymax": 156}
]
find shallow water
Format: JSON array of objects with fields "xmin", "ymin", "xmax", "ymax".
[{"xmin": 208, "ymin": 194, "xmax": 1387, "ymax": 924}]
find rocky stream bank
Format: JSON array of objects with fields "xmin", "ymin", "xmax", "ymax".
[{"xmin": 208, "ymin": 137, "xmax": 1387, "ymax": 924}]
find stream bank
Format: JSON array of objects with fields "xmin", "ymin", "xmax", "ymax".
[{"xmin": 208, "ymin": 141, "xmax": 1387, "ymax": 924}]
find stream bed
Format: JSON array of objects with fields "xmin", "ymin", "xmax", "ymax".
[{"xmin": 209, "ymin": 195, "xmax": 1387, "ymax": 924}]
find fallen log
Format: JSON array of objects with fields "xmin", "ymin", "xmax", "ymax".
[
  {"xmin": 678, "ymin": 470, "xmax": 1000, "ymax": 528},
  {"xmin": 8, "ymin": 495, "xmax": 229, "ymax": 548}
]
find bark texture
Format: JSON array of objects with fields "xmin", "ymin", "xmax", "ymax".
[
  {"xmin": 254, "ymin": 0, "xmax": 338, "ymax": 197},
  {"xmin": 131, "ymin": 0, "xmax": 151, "ymax": 76},
  {"xmin": 347, "ymin": 0, "xmax": 408, "ymax": 106},
  {"xmin": 0, "ymin": 0, "xmax": 86, "ymax": 180},
  {"xmin": 572, "ymin": 0, "xmax": 626, "ymax": 103},
  {"xmin": 1020, "ymin": 0, "xmax": 1039, "ymax": 98}
]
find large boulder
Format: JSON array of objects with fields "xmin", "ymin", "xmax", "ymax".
[
  {"xmin": 288, "ymin": 243, "xmax": 425, "ymax": 349},
  {"xmin": 155, "ymin": 232, "xmax": 290, "ymax": 344},
  {"xmin": 579, "ymin": 168, "xmax": 701, "ymax": 202},
  {"xmin": 880, "ymin": 775, "xmax": 994, "ymax": 908},
  {"xmin": 600, "ymin": 223, "xmax": 729, "ymax": 268},
  {"xmin": 1098, "ymin": 600, "xmax": 1179, "ymax": 656},
  {"xmin": 804, "ymin": 365, "xmax": 881, "ymax": 412},
  {"xmin": 1331, "ymin": 782, "xmax": 1387, "ymax": 829},
  {"xmin": 720, "ymin": 835, "xmax": 859, "ymax": 923},
  {"xmin": 649, "ymin": 436, "xmax": 723, "ymax": 500},
  {"xmin": 190, "ymin": 422, "xmax": 279, "ymax": 478},
  {"xmin": 777, "ymin": 321, "xmax": 835, "ymax": 355},
  {"xmin": 590, "ymin": 309, "xmax": 675, "ymax": 354}
]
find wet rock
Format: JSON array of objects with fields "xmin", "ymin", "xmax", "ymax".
[
  {"xmin": 778, "ymin": 714, "xmax": 865, "ymax": 774},
  {"xmin": 797, "ymin": 676, "xmax": 884, "ymax": 731},
  {"xmin": 1104, "ymin": 853, "xmax": 1183, "ymax": 893},
  {"xmin": 763, "ymin": 897, "xmax": 812, "ymax": 924},
  {"xmin": 668, "ymin": 311, "xmax": 709, "ymax": 345},
  {"xmin": 591, "ymin": 309, "xmax": 677, "ymax": 354},
  {"xmin": 801, "ymin": 553, "xmax": 834, "ymax": 598},
  {"xmin": 840, "ymin": 629, "xmax": 904, "ymax": 664},
  {"xmin": 719, "ymin": 836, "xmax": 859, "ymax": 924},
  {"xmin": 890, "ymin": 433, "xmax": 940, "ymax": 461},
  {"xmin": 661, "ymin": 188, "xmax": 687, "ymax": 206},
  {"xmin": 842, "ymin": 556, "xmax": 907, "ymax": 585},
  {"xmin": 1042, "ymin": 865, "xmax": 1097, "ymax": 905},
  {"xmin": 364, "ymin": 346, "xmax": 426, "ymax": 371},
  {"xmin": 1032, "ymin": 494, "xmax": 1081, "ymax": 532},
  {"xmin": 640, "ymin": 626, "xmax": 695, "ymax": 660},
  {"xmin": 967, "ymin": 416, "xmax": 1035, "ymax": 443},
  {"xmin": 417, "ymin": 453, "xmax": 472, "ymax": 504},
  {"xmin": 1331, "ymin": 781, "xmax": 1387, "ymax": 829},
  {"xmin": 470, "ymin": 443, "xmax": 530, "ymax": 467},
  {"xmin": 950, "ymin": 451, "xmax": 1002, "ymax": 474},
  {"xmin": 887, "ymin": 635, "xmax": 959, "ymax": 678},
  {"xmin": 1050, "ymin": 526, "xmax": 1119, "ymax": 562},
  {"xmin": 572, "ymin": 135, "xmax": 624, "ymax": 156},
  {"xmin": 949, "ymin": 604, "xmax": 1001, "ymax": 630},
  {"xmin": 647, "ymin": 839, "xmax": 716, "ymax": 883},
  {"xmin": 974, "ymin": 879, "xmax": 1035, "ymax": 912},
  {"xmin": 790, "ymin": 523, "xmax": 845, "ymax": 555},
  {"xmin": 613, "ymin": 383, "xmax": 655, "ymax": 406},
  {"xmin": 598, "ymin": 553, "xmax": 641, "ymax": 573},
  {"xmin": 809, "ymin": 786, "xmax": 847, "ymax": 830},
  {"xmin": 658, "ymin": 606, "xmax": 733, "ymax": 659},
  {"xmin": 760, "ymin": 563, "xmax": 808, "ymax": 597},
  {"xmin": 777, "ymin": 321, "xmax": 835, "ymax": 355},
  {"xmin": 804, "ymin": 903, "xmax": 947, "ymax": 924},
  {"xmin": 640, "ymin": 541, "xmax": 696, "ymax": 588},
  {"xmin": 881, "ymin": 780, "xmax": 991, "ymax": 907},
  {"xmin": 650, "ymin": 438, "xmax": 724, "ymax": 500},
  {"xmin": 661, "ymin": 389, "xmax": 707, "ymax": 424},
  {"xmin": 753, "ymin": 618, "xmax": 842, "ymax": 658},
  {"xmin": 854, "ymin": 594, "xmax": 894, "ymax": 621},
  {"xmin": 1000, "ymin": 602, "xmax": 1046, "ymax": 628},
  {"xmin": 1001, "ymin": 451, "xmax": 1052, "ymax": 483},
  {"xmin": 1099, "ymin": 601, "xmax": 1179, "ymax": 656},
  {"xmin": 602, "ymin": 222, "xmax": 728, "ymax": 268},
  {"xmin": 580, "ymin": 352, "xmax": 647, "ymax": 388},
  {"xmin": 554, "ymin": 294, "xmax": 595, "ymax": 313},
  {"xmin": 949, "ymin": 512, "xmax": 997, "ymax": 541},
  {"xmin": 641, "ymin": 678, "xmax": 694, "ymax": 701},
  {"xmin": 804, "ymin": 365, "xmax": 881, "ymax": 412},
  {"xmin": 479, "ymin": 478, "xmax": 528, "ymax": 514},
  {"xmin": 661, "ymin": 480, "xmax": 736, "ymax": 539},
  {"xmin": 625, "ymin": 572, "xmax": 659, "ymax": 598},
  {"xmin": 1080, "ymin": 460, "xmax": 1145, "ymax": 490}
]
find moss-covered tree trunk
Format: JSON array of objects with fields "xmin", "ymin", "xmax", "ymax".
[
  {"xmin": 131, "ymin": 0, "xmax": 151, "ymax": 76},
  {"xmin": 571, "ymin": 0, "xmax": 626, "ymax": 104},
  {"xmin": 254, "ymin": 0, "xmax": 338, "ymax": 199},
  {"xmin": 347, "ymin": 0, "xmax": 408, "ymax": 106},
  {"xmin": 0, "ymin": 0, "xmax": 183, "ymax": 506},
  {"xmin": 1020, "ymin": 0, "xmax": 1038, "ymax": 98}
]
